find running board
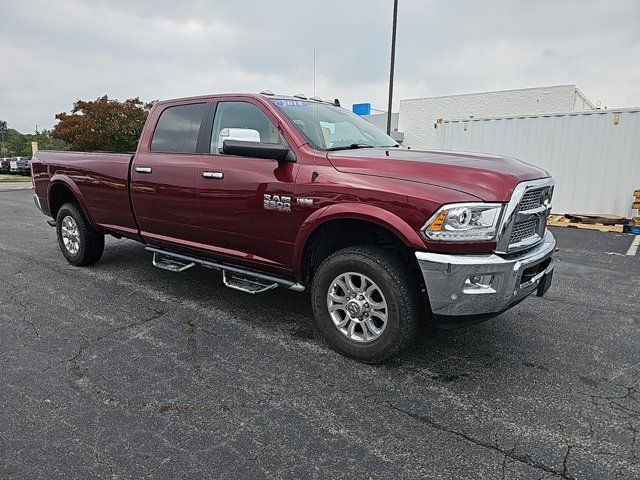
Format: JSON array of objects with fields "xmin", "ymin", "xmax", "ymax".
[{"xmin": 145, "ymin": 246, "xmax": 305, "ymax": 293}]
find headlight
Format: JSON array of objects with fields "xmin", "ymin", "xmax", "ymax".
[{"xmin": 421, "ymin": 203, "xmax": 504, "ymax": 241}]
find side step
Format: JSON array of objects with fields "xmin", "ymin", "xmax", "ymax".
[
  {"xmin": 145, "ymin": 246, "xmax": 305, "ymax": 293},
  {"xmin": 152, "ymin": 252, "xmax": 195, "ymax": 272},
  {"xmin": 223, "ymin": 271, "xmax": 277, "ymax": 294}
]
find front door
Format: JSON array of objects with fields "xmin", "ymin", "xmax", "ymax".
[
  {"xmin": 131, "ymin": 101, "xmax": 209, "ymax": 250},
  {"xmin": 197, "ymin": 100, "xmax": 299, "ymax": 273}
]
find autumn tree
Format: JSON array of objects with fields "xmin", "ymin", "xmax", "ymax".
[{"xmin": 51, "ymin": 95, "xmax": 155, "ymax": 152}]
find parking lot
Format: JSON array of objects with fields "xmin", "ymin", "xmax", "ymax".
[{"xmin": 1, "ymin": 187, "xmax": 638, "ymax": 479}]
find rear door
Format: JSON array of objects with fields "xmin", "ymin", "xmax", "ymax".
[
  {"xmin": 131, "ymin": 100, "xmax": 210, "ymax": 250},
  {"xmin": 197, "ymin": 99, "xmax": 299, "ymax": 273}
]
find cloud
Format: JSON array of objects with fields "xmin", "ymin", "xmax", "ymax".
[{"xmin": 1, "ymin": 0, "xmax": 639, "ymax": 132}]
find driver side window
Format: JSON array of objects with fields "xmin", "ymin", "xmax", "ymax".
[{"xmin": 210, "ymin": 101, "xmax": 285, "ymax": 154}]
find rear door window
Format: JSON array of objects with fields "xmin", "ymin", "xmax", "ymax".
[{"xmin": 151, "ymin": 103, "xmax": 208, "ymax": 153}]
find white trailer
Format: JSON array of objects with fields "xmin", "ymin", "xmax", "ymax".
[{"xmin": 435, "ymin": 108, "xmax": 640, "ymax": 217}]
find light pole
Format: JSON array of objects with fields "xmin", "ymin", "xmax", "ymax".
[{"xmin": 386, "ymin": 0, "xmax": 399, "ymax": 135}]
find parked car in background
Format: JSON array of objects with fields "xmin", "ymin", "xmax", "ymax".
[
  {"xmin": 9, "ymin": 157, "xmax": 20, "ymax": 174},
  {"xmin": 19, "ymin": 156, "xmax": 32, "ymax": 176},
  {"xmin": 9, "ymin": 156, "xmax": 31, "ymax": 175},
  {"xmin": 0, "ymin": 157, "xmax": 10, "ymax": 173}
]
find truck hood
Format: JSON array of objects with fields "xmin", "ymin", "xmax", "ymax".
[{"xmin": 327, "ymin": 148, "xmax": 549, "ymax": 202}]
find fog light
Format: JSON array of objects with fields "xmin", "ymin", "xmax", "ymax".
[{"xmin": 463, "ymin": 274, "xmax": 495, "ymax": 294}]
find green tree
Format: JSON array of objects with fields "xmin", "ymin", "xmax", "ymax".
[
  {"xmin": 5, "ymin": 127, "xmax": 27, "ymax": 157},
  {"xmin": 0, "ymin": 120, "xmax": 7, "ymax": 156},
  {"xmin": 0, "ymin": 121, "xmax": 71, "ymax": 156},
  {"xmin": 23, "ymin": 130, "xmax": 71, "ymax": 156},
  {"xmin": 51, "ymin": 95, "xmax": 155, "ymax": 152}
]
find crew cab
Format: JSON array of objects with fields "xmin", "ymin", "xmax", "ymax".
[{"xmin": 31, "ymin": 92, "xmax": 555, "ymax": 363}]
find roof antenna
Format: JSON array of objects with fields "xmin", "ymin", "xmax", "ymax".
[{"xmin": 312, "ymin": 48, "xmax": 318, "ymax": 180}]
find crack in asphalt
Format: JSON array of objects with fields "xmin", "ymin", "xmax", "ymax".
[
  {"xmin": 67, "ymin": 308, "xmax": 239, "ymax": 414},
  {"xmin": 5, "ymin": 383, "xmax": 121, "ymax": 479},
  {"xmin": 385, "ymin": 402, "xmax": 576, "ymax": 479},
  {"xmin": 186, "ymin": 318, "xmax": 203, "ymax": 384}
]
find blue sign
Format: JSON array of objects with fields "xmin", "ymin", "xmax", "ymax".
[{"xmin": 352, "ymin": 103, "xmax": 371, "ymax": 115}]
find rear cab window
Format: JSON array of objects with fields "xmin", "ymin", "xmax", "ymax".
[{"xmin": 151, "ymin": 103, "xmax": 208, "ymax": 153}]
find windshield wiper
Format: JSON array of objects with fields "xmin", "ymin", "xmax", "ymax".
[{"xmin": 326, "ymin": 143, "xmax": 375, "ymax": 151}]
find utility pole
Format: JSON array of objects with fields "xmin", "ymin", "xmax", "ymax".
[{"xmin": 386, "ymin": 0, "xmax": 399, "ymax": 135}]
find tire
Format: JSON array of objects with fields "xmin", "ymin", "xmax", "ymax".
[
  {"xmin": 311, "ymin": 246, "xmax": 420, "ymax": 363},
  {"xmin": 56, "ymin": 203, "xmax": 105, "ymax": 266}
]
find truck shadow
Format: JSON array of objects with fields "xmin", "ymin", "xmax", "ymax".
[{"xmin": 97, "ymin": 239, "xmax": 513, "ymax": 371}]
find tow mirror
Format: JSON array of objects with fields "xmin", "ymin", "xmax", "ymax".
[
  {"xmin": 222, "ymin": 140, "xmax": 296, "ymax": 163},
  {"xmin": 217, "ymin": 128, "xmax": 261, "ymax": 152}
]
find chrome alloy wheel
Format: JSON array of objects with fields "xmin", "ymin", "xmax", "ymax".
[
  {"xmin": 326, "ymin": 272, "xmax": 388, "ymax": 343},
  {"xmin": 61, "ymin": 215, "xmax": 80, "ymax": 255}
]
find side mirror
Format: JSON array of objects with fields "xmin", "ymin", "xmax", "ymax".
[
  {"xmin": 217, "ymin": 128, "xmax": 261, "ymax": 151},
  {"xmin": 222, "ymin": 140, "xmax": 296, "ymax": 163}
]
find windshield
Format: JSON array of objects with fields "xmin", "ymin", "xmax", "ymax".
[{"xmin": 271, "ymin": 100, "xmax": 398, "ymax": 151}]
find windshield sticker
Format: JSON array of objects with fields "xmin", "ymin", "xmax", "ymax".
[{"xmin": 275, "ymin": 100, "xmax": 310, "ymax": 108}]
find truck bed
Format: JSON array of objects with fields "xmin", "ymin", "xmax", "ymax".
[{"xmin": 32, "ymin": 150, "xmax": 139, "ymax": 237}]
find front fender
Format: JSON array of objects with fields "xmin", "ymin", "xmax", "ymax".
[
  {"xmin": 293, "ymin": 203, "xmax": 425, "ymax": 279},
  {"xmin": 48, "ymin": 175, "xmax": 97, "ymax": 227}
]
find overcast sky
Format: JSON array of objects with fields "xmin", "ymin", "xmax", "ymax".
[{"xmin": 1, "ymin": 0, "xmax": 639, "ymax": 133}]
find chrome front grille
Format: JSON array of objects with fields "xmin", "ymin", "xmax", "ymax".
[
  {"xmin": 519, "ymin": 188, "xmax": 546, "ymax": 211},
  {"xmin": 510, "ymin": 218, "xmax": 539, "ymax": 244},
  {"xmin": 496, "ymin": 178, "xmax": 555, "ymax": 254}
]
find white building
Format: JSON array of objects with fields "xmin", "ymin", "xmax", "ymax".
[{"xmin": 398, "ymin": 85, "xmax": 594, "ymax": 149}]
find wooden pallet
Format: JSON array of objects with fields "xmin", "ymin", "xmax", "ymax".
[{"xmin": 547, "ymin": 215, "xmax": 624, "ymax": 233}]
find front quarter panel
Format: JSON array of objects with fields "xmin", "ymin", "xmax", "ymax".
[{"xmin": 291, "ymin": 161, "xmax": 483, "ymax": 278}]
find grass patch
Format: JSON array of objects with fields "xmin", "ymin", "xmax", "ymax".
[{"xmin": 0, "ymin": 174, "xmax": 32, "ymax": 183}]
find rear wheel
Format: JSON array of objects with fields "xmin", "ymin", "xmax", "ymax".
[
  {"xmin": 56, "ymin": 203, "xmax": 104, "ymax": 266},
  {"xmin": 311, "ymin": 246, "xmax": 419, "ymax": 363}
]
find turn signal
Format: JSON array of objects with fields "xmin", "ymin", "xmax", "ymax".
[{"xmin": 426, "ymin": 210, "xmax": 448, "ymax": 231}]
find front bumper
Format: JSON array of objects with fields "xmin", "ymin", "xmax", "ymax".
[
  {"xmin": 33, "ymin": 194, "xmax": 44, "ymax": 214},
  {"xmin": 415, "ymin": 230, "xmax": 555, "ymax": 321}
]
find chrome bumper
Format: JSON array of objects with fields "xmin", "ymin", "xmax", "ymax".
[{"xmin": 415, "ymin": 230, "xmax": 555, "ymax": 317}]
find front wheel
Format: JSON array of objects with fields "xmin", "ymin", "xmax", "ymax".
[
  {"xmin": 56, "ymin": 203, "xmax": 105, "ymax": 266},
  {"xmin": 311, "ymin": 246, "xmax": 420, "ymax": 363}
]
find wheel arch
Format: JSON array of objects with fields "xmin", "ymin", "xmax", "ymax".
[
  {"xmin": 48, "ymin": 175, "xmax": 97, "ymax": 226},
  {"xmin": 294, "ymin": 203, "xmax": 425, "ymax": 282}
]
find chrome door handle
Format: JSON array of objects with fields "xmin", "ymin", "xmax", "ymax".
[
  {"xmin": 135, "ymin": 166, "xmax": 152, "ymax": 174},
  {"xmin": 202, "ymin": 171, "xmax": 224, "ymax": 179}
]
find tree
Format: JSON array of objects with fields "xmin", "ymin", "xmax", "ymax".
[
  {"xmin": 51, "ymin": 95, "xmax": 155, "ymax": 152},
  {"xmin": 0, "ymin": 120, "xmax": 71, "ymax": 156},
  {"xmin": 0, "ymin": 120, "xmax": 7, "ymax": 156},
  {"xmin": 25, "ymin": 130, "xmax": 71, "ymax": 155}
]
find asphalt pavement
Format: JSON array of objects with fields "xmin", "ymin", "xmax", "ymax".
[{"xmin": 1, "ymin": 188, "xmax": 639, "ymax": 479}]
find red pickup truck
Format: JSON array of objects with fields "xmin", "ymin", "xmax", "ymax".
[{"xmin": 32, "ymin": 92, "xmax": 555, "ymax": 362}]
